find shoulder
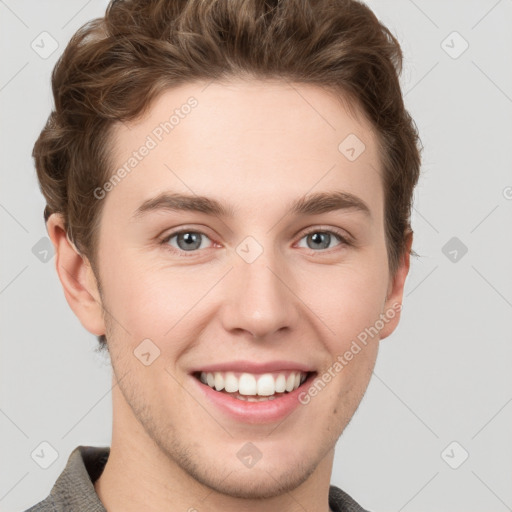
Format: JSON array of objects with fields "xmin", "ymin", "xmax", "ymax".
[
  {"xmin": 22, "ymin": 446, "xmax": 109, "ymax": 512},
  {"xmin": 23, "ymin": 496, "xmax": 57, "ymax": 512},
  {"xmin": 329, "ymin": 484, "xmax": 372, "ymax": 512}
]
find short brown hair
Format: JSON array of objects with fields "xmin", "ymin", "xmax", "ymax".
[{"xmin": 33, "ymin": 0, "xmax": 421, "ymax": 347}]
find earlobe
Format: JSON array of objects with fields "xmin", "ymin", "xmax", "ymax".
[
  {"xmin": 46, "ymin": 213, "xmax": 106, "ymax": 337},
  {"xmin": 379, "ymin": 232, "xmax": 413, "ymax": 340}
]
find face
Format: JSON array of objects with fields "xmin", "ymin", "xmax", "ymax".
[{"xmin": 70, "ymin": 79, "xmax": 409, "ymax": 498}]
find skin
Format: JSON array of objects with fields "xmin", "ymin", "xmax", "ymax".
[{"xmin": 48, "ymin": 79, "xmax": 411, "ymax": 512}]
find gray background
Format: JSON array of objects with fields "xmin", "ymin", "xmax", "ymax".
[{"xmin": 1, "ymin": 1, "xmax": 511, "ymax": 511}]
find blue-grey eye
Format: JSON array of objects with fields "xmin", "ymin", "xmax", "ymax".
[
  {"xmin": 298, "ymin": 231, "xmax": 342, "ymax": 251},
  {"xmin": 167, "ymin": 231, "xmax": 210, "ymax": 251}
]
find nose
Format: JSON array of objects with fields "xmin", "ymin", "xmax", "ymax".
[{"xmin": 219, "ymin": 250, "xmax": 300, "ymax": 339}]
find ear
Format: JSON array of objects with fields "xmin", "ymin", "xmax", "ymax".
[
  {"xmin": 379, "ymin": 231, "xmax": 413, "ymax": 340},
  {"xmin": 46, "ymin": 213, "xmax": 106, "ymax": 337}
]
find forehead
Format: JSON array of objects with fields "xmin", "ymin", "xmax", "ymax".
[{"xmin": 105, "ymin": 79, "xmax": 383, "ymax": 221}]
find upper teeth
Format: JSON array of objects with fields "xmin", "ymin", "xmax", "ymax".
[{"xmin": 199, "ymin": 371, "xmax": 307, "ymax": 396}]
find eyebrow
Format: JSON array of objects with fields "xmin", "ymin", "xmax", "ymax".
[{"xmin": 131, "ymin": 190, "xmax": 371, "ymax": 221}]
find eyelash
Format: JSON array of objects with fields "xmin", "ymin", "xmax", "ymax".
[{"xmin": 159, "ymin": 227, "xmax": 352, "ymax": 258}]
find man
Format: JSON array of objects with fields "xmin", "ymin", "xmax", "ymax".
[{"xmin": 28, "ymin": 0, "xmax": 421, "ymax": 510}]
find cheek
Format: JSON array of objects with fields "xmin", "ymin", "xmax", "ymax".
[
  {"xmin": 302, "ymin": 262, "xmax": 389, "ymax": 347},
  {"xmin": 109, "ymin": 276, "xmax": 183, "ymax": 332},
  {"xmin": 99, "ymin": 251, "xmax": 220, "ymax": 357}
]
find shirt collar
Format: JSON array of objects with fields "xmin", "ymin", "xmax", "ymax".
[{"xmin": 47, "ymin": 445, "xmax": 109, "ymax": 511}]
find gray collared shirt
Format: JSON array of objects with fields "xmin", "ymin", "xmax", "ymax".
[{"xmin": 25, "ymin": 445, "xmax": 370, "ymax": 512}]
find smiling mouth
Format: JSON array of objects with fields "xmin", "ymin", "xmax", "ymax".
[{"xmin": 193, "ymin": 370, "xmax": 315, "ymax": 401}]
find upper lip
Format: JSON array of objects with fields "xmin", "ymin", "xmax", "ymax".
[{"xmin": 190, "ymin": 360, "xmax": 315, "ymax": 374}]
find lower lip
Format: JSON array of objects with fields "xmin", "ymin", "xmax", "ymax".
[{"xmin": 191, "ymin": 373, "xmax": 316, "ymax": 424}]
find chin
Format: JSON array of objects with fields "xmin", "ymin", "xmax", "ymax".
[{"xmin": 192, "ymin": 461, "xmax": 316, "ymax": 500}]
